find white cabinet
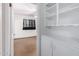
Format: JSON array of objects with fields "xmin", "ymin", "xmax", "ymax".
[{"xmin": 39, "ymin": 3, "xmax": 79, "ymax": 56}]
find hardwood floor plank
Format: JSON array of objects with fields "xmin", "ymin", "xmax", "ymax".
[{"xmin": 14, "ymin": 36, "xmax": 37, "ymax": 56}]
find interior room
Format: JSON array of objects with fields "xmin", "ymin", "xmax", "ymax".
[
  {"xmin": 13, "ymin": 3, "xmax": 38, "ymax": 56},
  {"xmin": 1, "ymin": 3, "xmax": 79, "ymax": 56}
]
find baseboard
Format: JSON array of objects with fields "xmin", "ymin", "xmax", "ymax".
[{"xmin": 14, "ymin": 36, "xmax": 37, "ymax": 40}]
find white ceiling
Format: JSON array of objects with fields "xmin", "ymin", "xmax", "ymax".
[{"xmin": 13, "ymin": 3, "xmax": 37, "ymax": 15}]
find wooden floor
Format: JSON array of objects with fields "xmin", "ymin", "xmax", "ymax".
[{"xmin": 14, "ymin": 36, "xmax": 37, "ymax": 56}]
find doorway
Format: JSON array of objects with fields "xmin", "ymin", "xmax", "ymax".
[{"xmin": 12, "ymin": 3, "xmax": 38, "ymax": 56}]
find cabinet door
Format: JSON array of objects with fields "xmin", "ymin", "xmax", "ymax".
[{"xmin": 0, "ymin": 3, "xmax": 2, "ymax": 56}]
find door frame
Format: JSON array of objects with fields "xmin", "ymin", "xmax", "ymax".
[{"xmin": 2, "ymin": 3, "xmax": 12, "ymax": 56}]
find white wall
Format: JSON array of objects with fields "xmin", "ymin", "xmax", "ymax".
[
  {"xmin": 0, "ymin": 3, "xmax": 2, "ymax": 55},
  {"xmin": 14, "ymin": 14, "xmax": 37, "ymax": 38}
]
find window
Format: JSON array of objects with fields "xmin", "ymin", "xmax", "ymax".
[{"xmin": 23, "ymin": 19, "xmax": 36, "ymax": 30}]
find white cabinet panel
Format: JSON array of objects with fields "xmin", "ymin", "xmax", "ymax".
[{"xmin": 41, "ymin": 35, "xmax": 52, "ymax": 56}]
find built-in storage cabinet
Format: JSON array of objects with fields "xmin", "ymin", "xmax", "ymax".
[{"xmin": 40, "ymin": 3, "xmax": 79, "ymax": 56}]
